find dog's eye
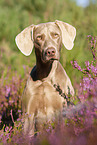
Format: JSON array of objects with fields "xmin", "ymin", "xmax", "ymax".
[
  {"xmin": 54, "ymin": 33, "xmax": 59, "ymax": 37},
  {"xmin": 51, "ymin": 33, "xmax": 59, "ymax": 38},
  {"xmin": 36, "ymin": 35, "xmax": 42, "ymax": 41}
]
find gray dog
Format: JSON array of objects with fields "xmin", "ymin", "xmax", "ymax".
[{"xmin": 15, "ymin": 20, "xmax": 76, "ymax": 135}]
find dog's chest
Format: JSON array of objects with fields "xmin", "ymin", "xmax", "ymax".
[
  {"xmin": 28, "ymin": 77, "xmax": 61, "ymax": 101},
  {"xmin": 27, "ymin": 77, "xmax": 63, "ymax": 115}
]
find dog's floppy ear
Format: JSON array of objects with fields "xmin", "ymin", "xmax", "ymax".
[
  {"xmin": 15, "ymin": 25, "xmax": 34, "ymax": 56},
  {"xmin": 55, "ymin": 20, "xmax": 76, "ymax": 50}
]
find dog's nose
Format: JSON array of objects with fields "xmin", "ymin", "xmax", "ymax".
[{"xmin": 46, "ymin": 47, "xmax": 56, "ymax": 57}]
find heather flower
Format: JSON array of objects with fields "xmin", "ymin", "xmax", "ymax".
[
  {"xmin": 0, "ymin": 35, "xmax": 97, "ymax": 144},
  {"xmin": 85, "ymin": 61, "xmax": 90, "ymax": 71},
  {"xmin": 71, "ymin": 60, "xmax": 82, "ymax": 71},
  {"xmin": 18, "ymin": 110, "xmax": 21, "ymax": 113},
  {"xmin": 87, "ymin": 35, "xmax": 97, "ymax": 61},
  {"xmin": 91, "ymin": 63, "xmax": 97, "ymax": 76},
  {"xmin": 5, "ymin": 86, "xmax": 11, "ymax": 100},
  {"xmin": 71, "ymin": 35, "xmax": 97, "ymax": 101}
]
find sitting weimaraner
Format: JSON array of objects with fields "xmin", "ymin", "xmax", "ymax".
[{"xmin": 15, "ymin": 20, "xmax": 76, "ymax": 135}]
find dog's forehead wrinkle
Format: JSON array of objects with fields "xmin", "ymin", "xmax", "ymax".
[
  {"xmin": 47, "ymin": 24, "xmax": 60, "ymax": 33},
  {"xmin": 34, "ymin": 25, "xmax": 47, "ymax": 36},
  {"xmin": 34, "ymin": 22, "xmax": 60, "ymax": 36}
]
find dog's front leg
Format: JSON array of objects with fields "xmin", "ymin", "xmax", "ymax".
[
  {"xmin": 21, "ymin": 77, "xmax": 36, "ymax": 136},
  {"xmin": 23, "ymin": 113, "xmax": 35, "ymax": 136}
]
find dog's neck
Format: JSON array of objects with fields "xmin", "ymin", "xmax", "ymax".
[{"xmin": 36, "ymin": 58, "xmax": 53, "ymax": 80}]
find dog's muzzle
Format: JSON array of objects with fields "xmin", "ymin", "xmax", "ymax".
[
  {"xmin": 45, "ymin": 47, "xmax": 56, "ymax": 57},
  {"xmin": 42, "ymin": 47, "xmax": 58, "ymax": 62}
]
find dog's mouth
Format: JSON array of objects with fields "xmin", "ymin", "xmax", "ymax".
[
  {"xmin": 41, "ymin": 57, "xmax": 58, "ymax": 63},
  {"xmin": 49, "ymin": 58, "xmax": 58, "ymax": 61}
]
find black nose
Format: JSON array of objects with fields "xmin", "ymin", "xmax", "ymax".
[{"xmin": 46, "ymin": 47, "xmax": 56, "ymax": 57}]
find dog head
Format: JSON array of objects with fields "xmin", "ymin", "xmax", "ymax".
[{"xmin": 15, "ymin": 20, "xmax": 76, "ymax": 62}]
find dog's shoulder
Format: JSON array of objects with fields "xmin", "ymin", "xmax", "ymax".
[
  {"xmin": 53, "ymin": 61, "xmax": 68, "ymax": 82},
  {"xmin": 52, "ymin": 61, "xmax": 74, "ymax": 96}
]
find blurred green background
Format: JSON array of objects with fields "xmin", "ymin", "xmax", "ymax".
[{"xmin": 0, "ymin": 0, "xmax": 97, "ymax": 86}]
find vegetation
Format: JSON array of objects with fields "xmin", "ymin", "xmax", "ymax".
[
  {"xmin": 0, "ymin": 35, "xmax": 97, "ymax": 145},
  {"xmin": 0, "ymin": 0, "xmax": 97, "ymax": 82},
  {"xmin": 0, "ymin": 0, "xmax": 97, "ymax": 144}
]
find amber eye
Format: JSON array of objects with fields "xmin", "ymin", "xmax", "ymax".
[
  {"xmin": 52, "ymin": 33, "xmax": 59, "ymax": 38},
  {"xmin": 54, "ymin": 33, "xmax": 59, "ymax": 37},
  {"xmin": 36, "ymin": 35, "xmax": 42, "ymax": 41}
]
